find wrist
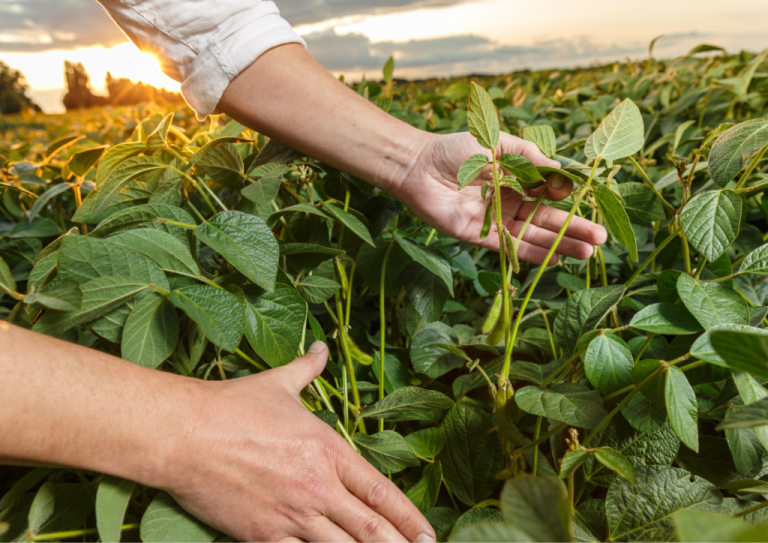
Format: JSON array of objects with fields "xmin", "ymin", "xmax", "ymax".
[{"xmin": 365, "ymin": 124, "xmax": 437, "ymax": 197}]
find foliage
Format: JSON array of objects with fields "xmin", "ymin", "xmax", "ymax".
[
  {"xmin": 2, "ymin": 45, "xmax": 768, "ymax": 542},
  {"xmin": 0, "ymin": 61, "xmax": 40, "ymax": 115}
]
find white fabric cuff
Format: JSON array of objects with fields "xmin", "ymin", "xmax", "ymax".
[{"xmin": 182, "ymin": 8, "xmax": 306, "ymax": 119}]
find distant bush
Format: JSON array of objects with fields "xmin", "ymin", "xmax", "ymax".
[{"xmin": 0, "ymin": 61, "xmax": 40, "ymax": 115}]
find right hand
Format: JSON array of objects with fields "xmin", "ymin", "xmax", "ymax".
[{"xmin": 162, "ymin": 342, "xmax": 436, "ymax": 542}]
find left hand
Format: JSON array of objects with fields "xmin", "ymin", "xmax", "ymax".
[{"xmin": 394, "ymin": 132, "xmax": 607, "ymax": 265}]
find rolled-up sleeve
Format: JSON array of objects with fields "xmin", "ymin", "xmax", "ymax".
[{"xmin": 96, "ymin": 0, "xmax": 306, "ymax": 118}]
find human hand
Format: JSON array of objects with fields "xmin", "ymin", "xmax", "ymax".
[
  {"xmin": 396, "ymin": 132, "xmax": 607, "ymax": 264},
  {"xmin": 161, "ymin": 342, "xmax": 435, "ymax": 543}
]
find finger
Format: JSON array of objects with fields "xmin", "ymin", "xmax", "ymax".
[
  {"xmin": 325, "ymin": 486, "xmax": 408, "ymax": 543},
  {"xmin": 505, "ymin": 220, "xmax": 595, "ymax": 260},
  {"xmin": 336, "ymin": 452, "xmax": 435, "ymax": 543},
  {"xmin": 280, "ymin": 341, "xmax": 328, "ymax": 394},
  {"xmin": 278, "ymin": 537, "xmax": 302, "ymax": 542},
  {"xmin": 516, "ymin": 202, "xmax": 608, "ymax": 246},
  {"xmin": 300, "ymin": 515, "xmax": 355, "ymax": 543},
  {"xmin": 499, "ymin": 134, "xmax": 559, "ymax": 168},
  {"xmin": 516, "ymin": 239, "xmax": 560, "ymax": 266}
]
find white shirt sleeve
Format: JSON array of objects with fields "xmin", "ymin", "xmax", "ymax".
[{"xmin": 96, "ymin": 0, "xmax": 306, "ymax": 119}]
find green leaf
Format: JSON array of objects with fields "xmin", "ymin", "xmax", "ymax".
[
  {"xmin": 725, "ymin": 427, "xmax": 763, "ymax": 476},
  {"xmin": 194, "ymin": 142, "xmax": 245, "ymax": 188},
  {"xmin": 241, "ymin": 164, "xmax": 287, "ymax": 205},
  {"xmin": 585, "ymin": 99, "xmax": 645, "ymax": 160},
  {"xmin": 69, "ymin": 146, "xmax": 107, "ymax": 177},
  {"xmin": 553, "ymin": 285, "xmax": 625, "ymax": 358},
  {"xmin": 674, "ymin": 510, "xmax": 768, "ymax": 543},
  {"xmin": 0, "ymin": 255, "xmax": 17, "ymax": 297},
  {"xmin": 95, "ymin": 141, "xmax": 146, "ymax": 186},
  {"xmin": 33, "ymin": 276, "xmax": 149, "ymax": 337},
  {"xmin": 295, "ymin": 275, "xmax": 340, "ymax": 304},
  {"xmin": 24, "ymin": 280, "xmax": 82, "ymax": 311},
  {"xmin": 395, "ymin": 233, "xmax": 453, "ymax": 295},
  {"xmin": 710, "ymin": 329, "xmax": 768, "ymax": 379},
  {"xmin": 467, "ymin": 82, "xmax": 500, "ymax": 150},
  {"xmin": 243, "ymin": 283, "xmax": 307, "ymax": 367},
  {"xmin": 630, "ymin": 303, "xmax": 704, "ymax": 334},
  {"xmin": 405, "ymin": 427, "xmax": 446, "ymax": 458},
  {"xmin": 121, "ymin": 294, "xmax": 179, "ymax": 369},
  {"xmin": 664, "ymin": 367, "xmax": 699, "ymax": 452},
  {"xmin": 732, "ymin": 371, "xmax": 768, "ymax": 449},
  {"xmin": 523, "ymin": 125, "xmax": 557, "ymax": 158},
  {"xmin": 383, "ymin": 55, "xmax": 394, "ymax": 85},
  {"xmin": 621, "ymin": 393, "xmax": 668, "ymax": 433},
  {"xmin": 45, "ymin": 134, "xmax": 84, "ymax": 160},
  {"xmin": 593, "ymin": 448, "xmax": 636, "ymax": 485},
  {"xmin": 410, "ymin": 327, "xmax": 464, "ymax": 379},
  {"xmin": 594, "ymin": 419, "xmax": 679, "ymax": 473},
  {"xmin": 500, "ymin": 476, "xmax": 573, "ymax": 542},
  {"xmin": 605, "ymin": 465, "xmax": 722, "ymax": 541},
  {"xmin": 313, "ymin": 409, "xmax": 339, "ymax": 427},
  {"xmin": 709, "ymin": 119, "xmax": 768, "ymax": 188},
  {"xmin": 690, "ymin": 323, "xmax": 768, "ymax": 366},
  {"xmin": 450, "ymin": 520, "xmax": 531, "ymax": 542},
  {"xmin": 353, "ymin": 430, "xmax": 419, "ymax": 475},
  {"xmin": 717, "ymin": 397, "xmax": 768, "ymax": 430},
  {"xmin": 440, "ymin": 399, "xmax": 504, "ymax": 506},
  {"xmin": 170, "ymin": 285, "xmax": 244, "ymax": 352},
  {"xmin": 739, "ymin": 242, "xmax": 768, "ymax": 276},
  {"xmin": 406, "ymin": 461, "xmax": 442, "ymax": 514},
  {"xmin": 323, "ymin": 202, "xmax": 375, "ymax": 246},
  {"xmin": 515, "ymin": 383, "xmax": 604, "ymax": 429},
  {"xmin": 617, "ymin": 182, "xmax": 667, "ymax": 222},
  {"xmin": 27, "ymin": 183, "xmax": 73, "ymax": 222},
  {"xmin": 89, "ymin": 203, "xmax": 195, "ymax": 241},
  {"xmin": 28, "ymin": 481, "xmax": 55, "ymax": 535},
  {"xmin": 187, "ymin": 137, "xmax": 245, "ymax": 173},
  {"xmin": 96, "ymin": 476, "xmax": 136, "ymax": 543},
  {"xmin": 593, "ymin": 184, "xmax": 638, "ymax": 261},
  {"xmin": 560, "ymin": 449, "xmax": 590, "ymax": 478},
  {"xmin": 110, "ymin": 229, "xmax": 198, "ymax": 278},
  {"xmin": 676, "ymin": 274, "xmax": 749, "ymax": 329},
  {"xmin": 584, "ymin": 334, "xmax": 634, "ymax": 395},
  {"xmin": 404, "ymin": 262, "xmax": 449, "ymax": 322},
  {"xmin": 279, "ymin": 243, "xmax": 344, "ymax": 268},
  {"xmin": 451, "ymin": 507, "xmax": 503, "ymax": 538},
  {"xmin": 145, "ymin": 112, "xmax": 173, "ymax": 152},
  {"xmin": 680, "ymin": 190, "xmax": 742, "ymax": 261},
  {"xmin": 498, "ymin": 153, "xmax": 546, "ymax": 187},
  {"xmin": 360, "ymin": 386, "xmax": 454, "ymax": 420},
  {"xmin": 140, "ymin": 492, "xmax": 218, "ymax": 543},
  {"xmin": 195, "ymin": 211, "xmax": 279, "ymax": 291},
  {"xmin": 91, "ymin": 156, "xmax": 167, "ymax": 215},
  {"xmin": 457, "ymin": 154, "xmax": 489, "ymax": 189}
]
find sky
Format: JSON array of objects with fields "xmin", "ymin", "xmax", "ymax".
[{"xmin": 1, "ymin": 0, "xmax": 767, "ymax": 113}]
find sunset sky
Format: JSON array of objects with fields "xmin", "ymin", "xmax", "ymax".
[{"xmin": 1, "ymin": 0, "xmax": 767, "ymax": 113}]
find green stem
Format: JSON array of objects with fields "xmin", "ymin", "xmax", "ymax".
[
  {"xmin": 491, "ymin": 155, "xmax": 512, "ymax": 380},
  {"xmin": 33, "ymin": 524, "xmax": 140, "ymax": 541},
  {"xmin": 625, "ymin": 226, "xmax": 682, "ymax": 287},
  {"xmin": 235, "ymin": 348, "xmax": 269, "ymax": 371},
  {"xmin": 514, "ymin": 423, "xmax": 567, "ymax": 455},
  {"xmin": 733, "ymin": 499, "xmax": 768, "ymax": 518},
  {"xmin": 532, "ymin": 416, "xmax": 543, "ymax": 476},
  {"xmin": 596, "ymin": 245, "xmax": 608, "ymax": 288},
  {"xmin": 312, "ymin": 379, "xmax": 358, "ymax": 452},
  {"xmin": 627, "ymin": 155, "xmax": 676, "ymax": 216},
  {"xmin": 734, "ymin": 144, "xmax": 768, "ymax": 190},
  {"xmin": 168, "ymin": 166, "xmax": 221, "ymax": 214},
  {"xmin": 681, "ymin": 232, "xmax": 692, "ymax": 274},
  {"xmin": 634, "ymin": 334, "xmax": 654, "ymax": 363},
  {"xmin": 501, "ymin": 159, "xmax": 601, "ymax": 384},
  {"xmin": 378, "ymin": 240, "xmax": 395, "ymax": 433},
  {"xmin": 157, "ymin": 218, "xmax": 197, "ymax": 229},
  {"xmin": 601, "ymin": 353, "xmax": 691, "ymax": 403}
]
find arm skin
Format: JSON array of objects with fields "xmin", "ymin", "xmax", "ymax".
[{"xmin": 0, "ymin": 43, "xmax": 608, "ymax": 542}]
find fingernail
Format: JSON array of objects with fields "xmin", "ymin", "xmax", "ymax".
[
  {"xmin": 551, "ymin": 174, "xmax": 566, "ymax": 189},
  {"xmin": 415, "ymin": 533, "xmax": 435, "ymax": 543},
  {"xmin": 308, "ymin": 341, "xmax": 327, "ymax": 354}
]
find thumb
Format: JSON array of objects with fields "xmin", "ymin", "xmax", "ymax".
[{"xmin": 282, "ymin": 341, "xmax": 328, "ymax": 393}]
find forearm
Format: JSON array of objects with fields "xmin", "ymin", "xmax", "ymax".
[
  {"xmin": 0, "ymin": 322, "xmax": 197, "ymax": 489},
  {"xmin": 218, "ymin": 43, "xmax": 433, "ymax": 194}
]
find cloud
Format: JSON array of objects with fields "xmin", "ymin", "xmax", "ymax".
[
  {"xmin": 0, "ymin": 0, "xmax": 126, "ymax": 52},
  {"xmin": 0, "ymin": 0, "xmax": 473, "ymax": 52},
  {"xmin": 304, "ymin": 29, "xmax": 665, "ymax": 77}
]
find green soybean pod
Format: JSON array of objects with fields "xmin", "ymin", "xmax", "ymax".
[{"xmin": 482, "ymin": 291, "xmax": 503, "ymax": 334}]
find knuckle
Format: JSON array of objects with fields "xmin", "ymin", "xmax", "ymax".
[
  {"xmin": 364, "ymin": 479, "xmax": 389, "ymax": 507},
  {"xmin": 358, "ymin": 514, "xmax": 385, "ymax": 542}
]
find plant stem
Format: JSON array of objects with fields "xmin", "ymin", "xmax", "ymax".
[
  {"xmin": 601, "ymin": 353, "xmax": 691, "ymax": 403},
  {"xmin": 312, "ymin": 380, "xmax": 358, "ymax": 451},
  {"xmin": 681, "ymin": 232, "xmax": 692, "ymax": 274},
  {"xmin": 625, "ymin": 226, "xmax": 682, "ymax": 287},
  {"xmin": 500, "ymin": 159, "xmax": 601, "ymax": 385},
  {"xmin": 33, "ymin": 524, "xmax": 140, "ymax": 541},
  {"xmin": 532, "ymin": 416, "xmax": 543, "ymax": 476},
  {"xmin": 168, "ymin": 166, "xmax": 221, "ymax": 214},
  {"xmin": 491, "ymin": 155, "xmax": 512, "ymax": 381},
  {"xmin": 514, "ymin": 423, "xmax": 568, "ymax": 455},
  {"xmin": 735, "ymin": 144, "xmax": 768, "ymax": 190},
  {"xmin": 627, "ymin": 155, "xmax": 676, "ymax": 216},
  {"xmin": 234, "ymin": 348, "xmax": 269, "ymax": 371},
  {"xmin": 378, "ymin": 240, "xmax": 395, "ymax": 433},
  {"xmin": 733, "ymin": 499, "xmax": 768, "ymax": 518}
]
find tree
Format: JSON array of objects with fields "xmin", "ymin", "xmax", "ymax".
[
  {"xmin": 63, "ymin": 61, "xmax": 107, "ymax": 110},
  {"xmin": 0, "ymin": 61, "xmax": 40, "ymax": 114}
]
